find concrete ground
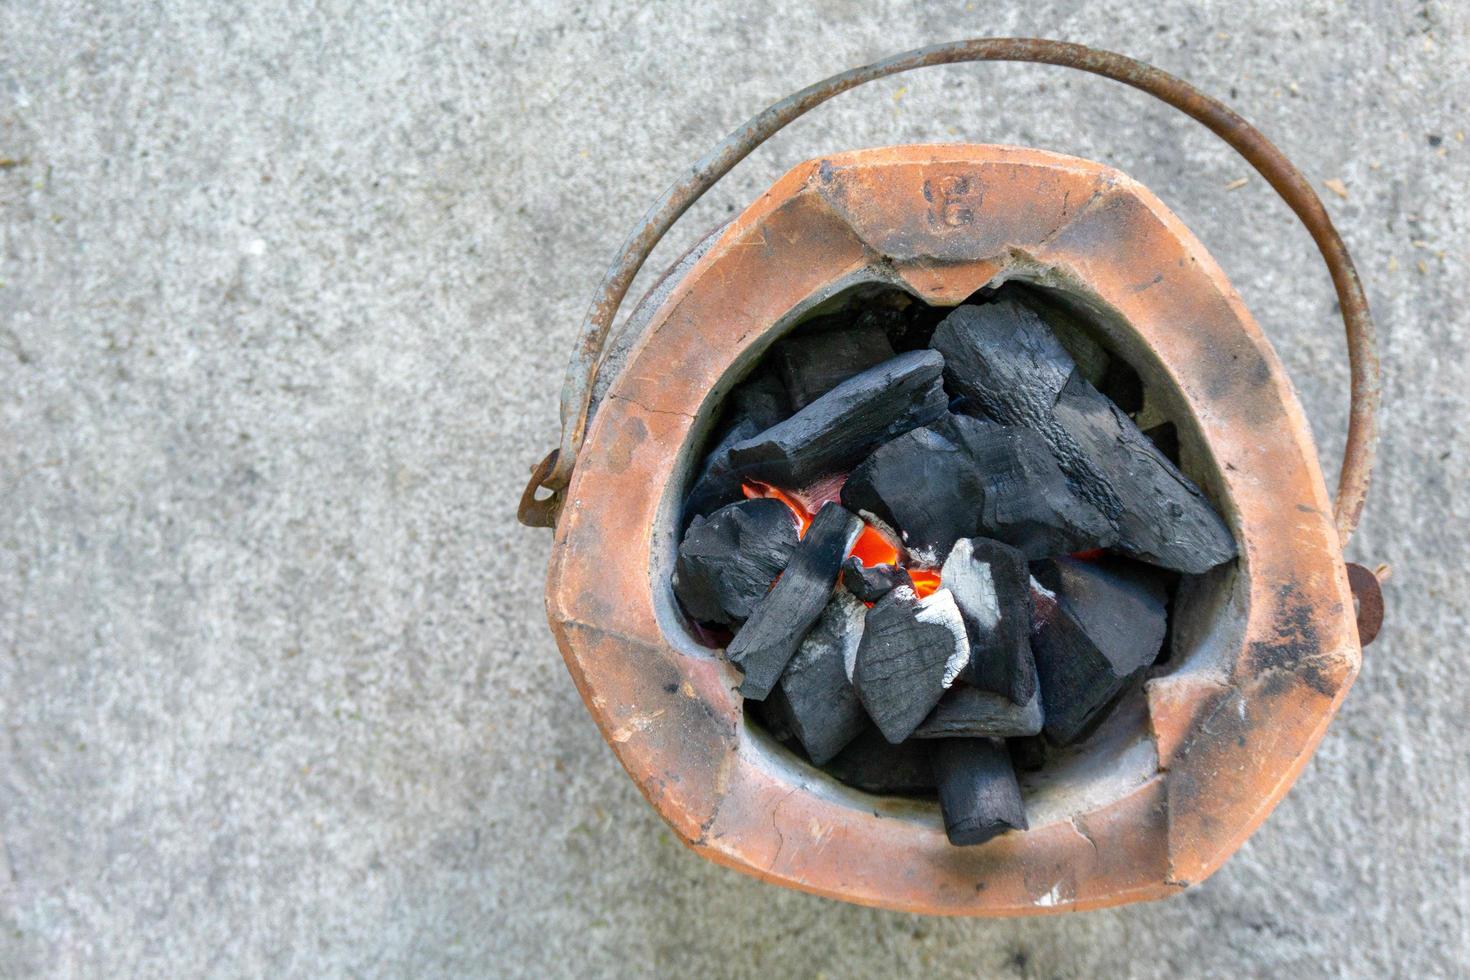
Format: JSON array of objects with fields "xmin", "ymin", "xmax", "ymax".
[{"xmin": 3, "ymin": 1, "xmax": 1467, "ymax": 976}]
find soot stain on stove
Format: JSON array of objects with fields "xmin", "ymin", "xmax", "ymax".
[{"xmin": 668, "ymin": 280, "xmax": 1237, "ymax": 846}]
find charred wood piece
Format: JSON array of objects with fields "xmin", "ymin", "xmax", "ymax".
[
  {"xmin": 933, "ymin": 738, "xmax": 1028, "ymax": 846},
  {"xmin": 1030, "ymin": 556, "xmax": 1168, "ymax": 746},
  {"xmin": 726, "ymin": 350, "xmax": 948, "ymax": 489},
  {"xmin": 673, "ymin": 498, "xmax": 798, "ymax": 625},
  {"xmin": 939, "ymin": 538, "xmax": 1037, "ymax": 705},
  {"xmin": 765, "ymin": 590, "xmax": 869, "ymax": 764},
  {"xmin": 841, "ymin": 558, "xmax": 913, "ymax": 603},
  {"xmin": 727, "ymin": 503, "xmax": 862, "ymax": 700},
  {"xmin": 852, "ymin": 587, "xmax": 969, "ymax": 743}
]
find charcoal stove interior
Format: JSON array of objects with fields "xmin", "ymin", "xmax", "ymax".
[{"xmin": 652, "ymin": 273, "xmax": 1240, "ymax": 841}]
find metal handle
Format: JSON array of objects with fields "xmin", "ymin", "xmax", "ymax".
[{"xmin": 520, "ymin": 38, "xmax": 1380, "ymax": 547}]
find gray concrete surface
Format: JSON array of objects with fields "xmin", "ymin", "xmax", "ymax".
[{"xmin": 2, "ymin": 1, "xmax": 1467, "ymax": 976}]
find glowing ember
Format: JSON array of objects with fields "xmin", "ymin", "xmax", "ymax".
[{"xmin": 743, "ymin": 480, "xmax": 939, "ymax": 598}]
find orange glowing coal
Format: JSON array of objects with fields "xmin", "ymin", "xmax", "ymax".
[{"xmin": 742, "ymin": 480, "xmax": 941, "ymax": 598}]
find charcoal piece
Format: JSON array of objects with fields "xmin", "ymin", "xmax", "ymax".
[
  {"xmin": 841, "ymin": 558, "xmax": 913, "ymax": 603},
  {"xmin": 727, "ymin": 503, "xmax": 863, "ymax": 700},
  {"xmin": 772, "ymin": 317, "xmax": 897, "ymax": 409},
  {"xmin": 822, "ymin": 727, "xmax": 936, "ymax": 795},
  {"xmin": 939, "ymin": 538, "xmax": 1037, "ymax": 704},
  {"xmin": 933, "ymin": 738, "xmax": 1028, "ymax": 846},
  {"xmin": 1030, "ymin": 556, "xmax": 1168, "ymax": 746},
  {"xmin": 931, "ymin": 301, "xmax": 1075, "ymax": 434},
  {"xmin": 932, "ymin": 301, "xmax": 1234, "ymax": 573},
  {"xmin": 1052, "ymin": 374, "xmax": 1234, "ymax": 571},
  {"xmin": 1007, "ymin": 735, "xmax": 1048, "ymax": 773},
  {"xmin": 852, "ymin": 587, "xmax": 969, "ymax": 744},
  {"xmin": 683, "ymin": 416, "xmax": 760, "ymax": 519},
  {"xmin": 726, "ymin": 370, "xmax": 791, "ymax": 431},
  {"xmin": 912, "ymin": 685, "xmax": 1043, "ymax": 739},
  {"xmin": 726, "ymin": 350, "xmax": 948, "ymax": 489},
  {"xmin": 673, "ymin": 498, "xmax": 798, "ymax": 625},
  {"xmin": 840, "ymin": 423, "xmax": 984, "ymax": 566},
  {"xmin": 765, "ymin": 590, "xmax": 868, "ymax": 764}
]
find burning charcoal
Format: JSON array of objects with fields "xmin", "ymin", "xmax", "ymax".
[
  {"xmin": 1030, "ymin": 556, "xmax": 1168, "ymax": 746},
  {"xmin": 822, "ymin": 726, "xmax": 936, "ymax": 795},
  {"xmin": 840, "ymin": 424, "xmax": 985, "ymax": 566},
  {"xmin": 726, "ymin": 350, "xmax": 948, "ymax": 489},
  {"xmin": 772, "ymin": 317, "xmax": 897, "ymax": 409},
  {"xmin": 764, "ymin": 590, "xmax": 868, "ymax": 764},
  {"xmin": 1051, "ymin": 374, "xmax": 1234, "ymax": 571},
  {"xmin": 727, "ymin": 503, "xmax": 863, "ymax": 700},
  {"xmin": 941, "ymin": 416, "xmax": 1114, "ymax": 559},
  {"xmin": 683, "ymin": 416, "xmax": 760, "ymax": 519},
  {"xmin": 939, "ymin": 538, "xmax": 1037, "ymax": 704},
  {"xmin": 852, "ymin": 587, "xmax": 970, "ymax": 743},
  {"xmin": 673, "ymin": 498, "xmax": 798, "ymax": 625},
  {"xmin": 841, "ymin": 557, "xmax": 913, "ymax": 603},
  {"xmin": 931, "ymin": 301, "xmax": 1234, "ymax": 573},
  {"xmin": 913, "ymin": 685, "xmax": 1043, "ymax": 739},
  {"xmin": 933, "ymin": 738, "xmax": 1028, "ymax": 846},
  {"xmin": 727, "ymin": 369, "xmax": 791, "ymax": 431}
]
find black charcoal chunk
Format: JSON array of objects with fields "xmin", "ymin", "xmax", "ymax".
[
  {"xmin": 1051, "ymin": 374, "xmax": 1234, "ymax": 572},
  {"xmin": 727, "ymin": 370, "xmax": 791, "ymax": 431},
  {"xmin": 933, "ymin": 738, "xmax": 1028, "ymax": 846},
  {"xmin": 852, "ymin": 587, "xmax": 970, "ymax": 743},
  {"xmin": 939, "ymin": 538, "xmax": 1037, "ymax": 704},
  {"xmin": 726, "ymin": 350, "xmax": 948, "ymax": 489},
  {"xmin": 931, "ymin": 301, "xmax": 1075, "ymax": 434},
  {"xmin": 932, "ymin": 301, "xmax": 1235, "ymax": 573},
  {"xmin": 822, "ymin": 727, "xmax": 936, "ymax": 795},
  {"xmin": 942, "ymin": 416, "xmax": 1114, "ymax": 559},
  {"xmin": 1030, "ymin": 556, "xmax": 1168, "ymax": 746},
  {"xmin": 772, "ymin": 317, "xmax": 897, "ymax": 409},
  {"xmin": 913, "ymin": 685, "xmax": 1043, "ymax": 739},
  {"xmin": 673, "ymin": 498, "xmax": 798, "ymax": 625},
  {"xmin": 841, "ymin": 423, "xmax": 984, "ymax": 566},
  {"xmin": 841, "ymin": 558, "xmax": 913, "ymax": 603},
  {"xmin": 765, "ymin": 590, "xmax": 868, "ymax": 764},
  {"xmin": 683, "ymin": 416, "xmax": 760, "ymax": 519},
  {"xmin": 727, "ymin": 503, "xmax": 863, "ymax": 700}
]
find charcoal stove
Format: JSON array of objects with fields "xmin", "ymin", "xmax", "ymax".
[{"xmin": 517, "ymin": 40, "xmax": 1384, "ymax": 914}]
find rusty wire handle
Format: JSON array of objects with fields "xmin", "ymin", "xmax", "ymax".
[{"xmin": 523, "ymin": 37, "xmax": 1380, "ymax": 545}]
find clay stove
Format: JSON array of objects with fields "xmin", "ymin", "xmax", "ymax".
[{"xmin": 520, "ymin": 42, "xmax": 1382, "ymax": 915}]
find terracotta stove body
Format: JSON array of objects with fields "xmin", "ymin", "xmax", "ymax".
[{"xmin": 544, "ymin": 145, "xmax": 1362, "ymax": 915}]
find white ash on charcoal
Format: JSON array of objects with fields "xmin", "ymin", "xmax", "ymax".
[
  {"xmin": 770, "ymin": 314, "xmax": 897, "ymax": 410},
  {"xmin": 727, "ymin": 502, "xmax": 863, "ymax": 700},
  {"xmin": 764, "ymin": 589, "xmax": 868, "ymax": 765},
  {"xmin": 852, "ymin": 586, "xmax": 970, "ymax": 744},
  {"xmin": 822, "ymin": 727, "xmax": 936, "ymax": 795},
  {"xmin": 912, "ymin": 685, "xmax": 1043, "ymax": 739},
  {"xmin": 939, "ymin": 538, "xmax": 1038, "ymax": 705},
  {"xmin": 726, "ymin": 350, "xmax": 948, "ymax": 489},
  {"xmin": 673, "ymin": 498, "xmax": 799, "ymax": 625},
  {"xmin": 931, "ymin": 300, "xmax": 1235, "ymax": 573},
  {"xmin": 841, "ymin": 557, "xmax": 913, "ymax": 603},
  {"xmin": 1030, "ymin": 556, "xmax": 1169, "ymax": 746},
  {"xmin": 933, "ymin": 738, "xmax": 1028, "ymax": 846}
]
